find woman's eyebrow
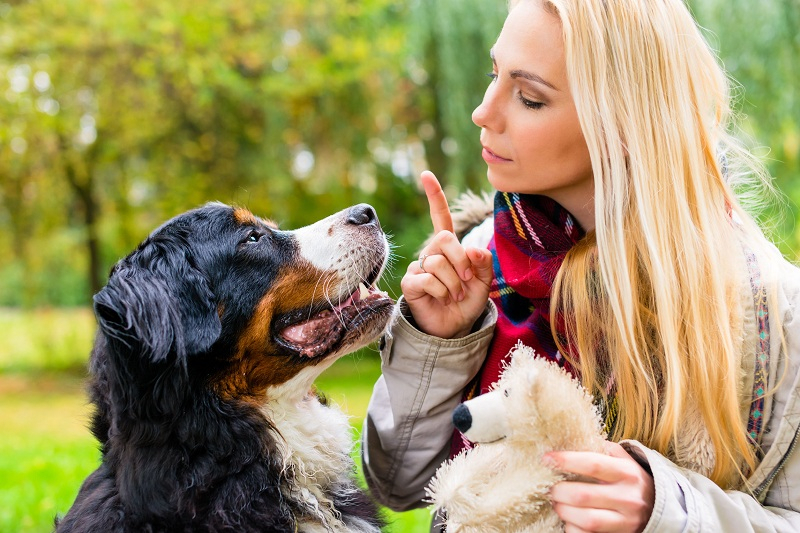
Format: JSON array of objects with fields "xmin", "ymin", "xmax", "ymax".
[
  {"xmin": 510, "ymin": 69, "xmax": 557, "ymax": 91},
  {"xmin": 490, "ymin": 48, "xmax": 558, "ymax": 91}
]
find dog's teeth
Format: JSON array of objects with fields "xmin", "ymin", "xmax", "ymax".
[{"xmin": 358, "ymin": 283, "xmax": 370, "ymax": 300}]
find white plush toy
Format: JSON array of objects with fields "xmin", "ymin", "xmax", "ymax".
[{"xmin": 426, "ymin": 343, "xmax": 607, "ymax": 533}]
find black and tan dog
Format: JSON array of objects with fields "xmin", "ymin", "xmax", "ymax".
[{"xmin": 55, "ymin": 202, "xmax": 393, "ymax": 532}]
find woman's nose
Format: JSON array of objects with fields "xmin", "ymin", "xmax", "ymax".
[
  {"xmin": 472, "ymin": 100, "xmax": 488, "ymax": 129},
  {"xmin": 472, "ymin": 83, "xmax": 501, "ymax": 132}
]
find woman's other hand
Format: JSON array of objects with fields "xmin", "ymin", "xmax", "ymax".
[
  {"xmin": 401, "ymin": 171, "xmax": 494, "ymax": 339},
  {"xmin": 546, "ymin": 441, "xmax": 655, "ymax": 533}
]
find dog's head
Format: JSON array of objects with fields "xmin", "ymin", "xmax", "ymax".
[{"xmin": 92, "ymin": 202, "xmax": 393, "ymax": 408}]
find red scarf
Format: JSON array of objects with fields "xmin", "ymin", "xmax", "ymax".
[{"xmin": 451, "ymin": 192, "xmax": 585, "ymax": 456}]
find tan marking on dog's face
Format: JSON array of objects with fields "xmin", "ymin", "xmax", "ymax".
[
  {"xmin": 212, "ymin": 265, "xmax": 335, "ymax": 402},
  {"xmin": 233, "ymin": 207, "xmax": 258, "ymax": 227},
  {"xmin": 233, "ymin": 207, "xmax": 278, "ymax": 232}
]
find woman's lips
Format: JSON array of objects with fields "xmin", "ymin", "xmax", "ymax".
[{"xmin": 482, "ymin": 146, "xmax": 512, "ymax": 163}]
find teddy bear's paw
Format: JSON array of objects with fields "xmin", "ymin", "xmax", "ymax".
[{"xmin": 426, "ymin": 446, "xmax": 505, "ymax": 506}]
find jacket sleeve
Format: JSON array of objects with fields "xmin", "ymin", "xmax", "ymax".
[
  {"xmin": 361, "ymin": 298, "xmax": 497, "ymax": 511},
  {"xmin": 621, "ymin": 440, "xmax": 800, "ymax": 532}
]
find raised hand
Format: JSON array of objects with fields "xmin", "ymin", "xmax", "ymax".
[{"xmin": 400, "ymin": 171, "xmax": 494, "ymax": 339}]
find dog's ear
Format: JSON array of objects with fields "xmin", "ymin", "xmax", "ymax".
[{"xmin": 93, "ymin": 236, "xmax": 221, "ymax": 363}]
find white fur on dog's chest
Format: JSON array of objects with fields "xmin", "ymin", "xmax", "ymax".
[{"xmin": 261, "ymin": 378, "xmax": 359, "ymax": 532}]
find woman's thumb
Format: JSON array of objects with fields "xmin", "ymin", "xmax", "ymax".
[{"xmin": 466, "ymin": 248, "xmax": 494, "ymax": 284}]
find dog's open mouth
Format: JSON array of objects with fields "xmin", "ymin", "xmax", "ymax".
[{"xmin": 275, "ymin": 282, "xmax": 393, "ymax": 358}]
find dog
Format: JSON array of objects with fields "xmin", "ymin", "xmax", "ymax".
[{"xmin": 55, "ymin": 202, "xmax": 394, "ymax": 532}]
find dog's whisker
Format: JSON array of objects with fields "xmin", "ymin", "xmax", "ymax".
[
  {"xmin": 309, "ymin": 274, "xmax": 328, "ymax": 323},
  {"xmin": 317, "ymin": 277, "xmax": 337, "ymax": 327},
  {"xmin": 331, "ymin": 271, "xmax": 350, "ymax": 327},
  {"xmin": 319, "ymin": 273, "xmax": 335, "ymax": 309},
  {"xmin": 312, "ymin": 271, "xmax": 331, "ymax": 300}
]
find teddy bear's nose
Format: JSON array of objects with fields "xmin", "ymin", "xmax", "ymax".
[{"xmin": 452, "ymin": 404, "xmax": 472, "ymax": 433}]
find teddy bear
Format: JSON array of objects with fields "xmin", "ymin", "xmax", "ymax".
[{"xmin": 425, "ymin": 342, "xmax": 607, "ymax": 533}]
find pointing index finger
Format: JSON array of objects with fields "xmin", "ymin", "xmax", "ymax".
[{"xmin": 421, "ymin": 170, "xmax": 454, "ymax": 234}]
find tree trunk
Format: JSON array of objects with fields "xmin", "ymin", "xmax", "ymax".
[{"xmin": 59, "ymin": 136, "xmax": 103, "ymax": 302}]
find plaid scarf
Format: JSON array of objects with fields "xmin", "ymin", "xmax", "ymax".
[
  {"xmin": 451, "ymin": 191, "xmax": 585, "ymax": 456},
  {"xmin": 447, "ymin": 193, "xmax": 767, "ymax": 465}
]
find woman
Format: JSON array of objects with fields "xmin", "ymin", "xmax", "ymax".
[{"xmin": 362, "ymin": 0, "xmax": 800, "ymax": 531}]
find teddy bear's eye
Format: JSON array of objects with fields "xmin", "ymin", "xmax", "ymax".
[{"xmin": 503, "ymin": 388, "xmax": 510, "ymax": 397}]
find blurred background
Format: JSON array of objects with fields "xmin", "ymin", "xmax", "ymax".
[{"xmin": 0, "ymin": 0, "xmax": 797, "ymax": 531}]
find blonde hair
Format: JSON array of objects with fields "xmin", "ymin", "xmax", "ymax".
[{"xmin": 535, "ymin": 0, "xmax": 783, "ymax": 488}]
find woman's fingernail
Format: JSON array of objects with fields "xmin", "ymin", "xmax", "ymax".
[
  {"xmin": 542, "ymin": 454, "xmax": 557, "ymax": 468},
  {"xmin": 457, "ymin": 290, "xmax": 465, "ymax": 302},
  {"xmin": 463, "ymin": 268, "xmax": 473, "ymax": 281}
]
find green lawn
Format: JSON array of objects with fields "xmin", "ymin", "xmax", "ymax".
[
  {"xmin": 0, "ymin": 374, "xmax": 99, "ymax": 532},
  {"xmin": 0, "ymin": 308, "xmax": 432, "ymax": 532}
]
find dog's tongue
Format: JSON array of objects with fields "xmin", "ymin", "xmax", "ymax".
[
  {"xmin": 280, "ymin": 309, "xmax": 342, "ymax": 358},
  {"xmin": 279, "ymin": 284, "xmax": 381, "ymax": 358},
  {"xmin": 280, "ymin": 286, "xmax": 367, "ymax": 357},
  {"xmin": 281, "ymin": 310, "xmax": 337, "ymax": 346}
]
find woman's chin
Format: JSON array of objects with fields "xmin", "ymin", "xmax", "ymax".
[{"xmin": 486, "ymin": 169, "xmax": 519, "ymax": 194}]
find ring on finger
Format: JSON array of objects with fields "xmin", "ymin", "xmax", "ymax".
[{"xmin": 419, "ymin": 253, "xmax": 433, "ymax": 273}]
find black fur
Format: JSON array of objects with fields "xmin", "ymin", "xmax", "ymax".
[{"xmin": 55, "ymin": 203, "xmax": 386, "ymax": 532}]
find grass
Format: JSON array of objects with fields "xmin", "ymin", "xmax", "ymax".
[
  {"xmin": 0, "ymin": 308, "xmax": 432, "ymax": 532},
  {"xmin": 0, "ymin": 374, "xmax": 99, "ymax": 532}
]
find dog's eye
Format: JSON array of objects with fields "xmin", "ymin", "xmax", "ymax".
[{"xmin": 244, "ymin": 231, "xmax": 261, "ymax": 244}]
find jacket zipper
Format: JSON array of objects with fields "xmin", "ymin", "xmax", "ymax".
[{"xmin": 753, "ymin": 422, "xmax": 800, "ymax": 498}]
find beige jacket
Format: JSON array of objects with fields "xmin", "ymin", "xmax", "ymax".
[{"xmin": 362, "ymin": 220, "xmax": 800, "ymax": 531}]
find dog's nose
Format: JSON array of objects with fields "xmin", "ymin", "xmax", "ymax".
[
  {"xmin": 452, "ymin": 403, "xmax": 472, "ymax": 433},
  {"xmin": 347, "ymin": 204, "xmax": 380, "ymax": 228}
]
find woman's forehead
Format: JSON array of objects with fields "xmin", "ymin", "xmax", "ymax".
[{"xmin": 493, "ymin": 0, "xmax": 566, "ymax": 89}]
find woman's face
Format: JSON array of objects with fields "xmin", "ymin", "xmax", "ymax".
[{"xmin": 472, "ymin": 0, "xmax": 594, "ymax": 229}]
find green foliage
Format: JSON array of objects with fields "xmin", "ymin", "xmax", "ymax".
[
  {"xmin": 0, "ymin": 0, "xmax": 430, "ymax": 305},
  {"xmin": 687, "ymin": 0, "xmax": 800, "ymax": 254},
  {"xmin": 0, "ymin": 0, "xmax": 798, "ymax": 299},
  {"xmin": 408, "ymin": 0, "xmax": 507, "ymax": 191}
]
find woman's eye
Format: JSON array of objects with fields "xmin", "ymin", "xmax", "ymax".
[
  {"xmin": 486, "ymin": 72, "xmax": 498, "ymax": 83},
  {"xmin": 518, "ymin": 94, "xmax": 544, "ymax": 110}
]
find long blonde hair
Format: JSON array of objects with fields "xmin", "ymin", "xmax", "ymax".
[{"xmin": 535, "ymin": 0, "xmax": 782, "ymax": 488}]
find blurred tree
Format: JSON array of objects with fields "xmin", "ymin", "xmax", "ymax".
[
  {"xmin": 0, "ymin": 0, "xmax": 423, "ymax": 305},
  {"xmin": 687, "ymin": 0, "xmax": 800, "ymax": 253},
  {"xmin": 407, "ymin": 0, "xmax": 507, "ymax": 193},
  {"xmin": 0, "ymin": 0, "xmax": 798, "ymax": 306}
]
